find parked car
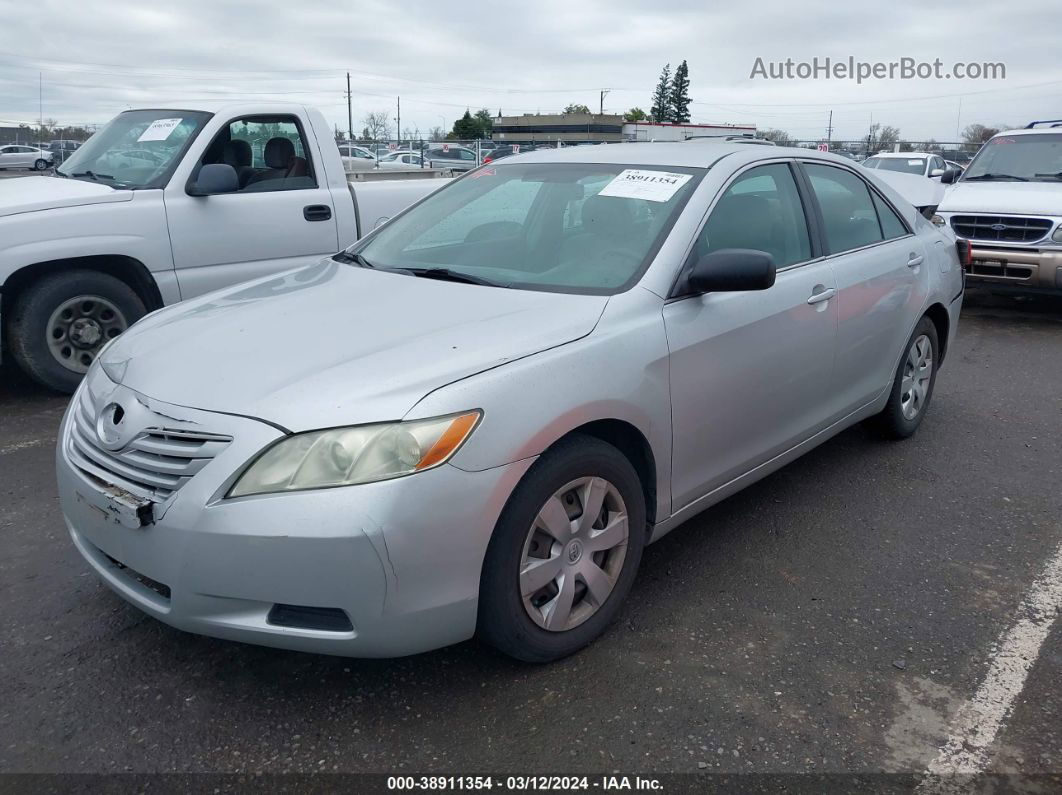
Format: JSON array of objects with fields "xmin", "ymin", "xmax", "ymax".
[
  {"xmin": 56, "ymin": 143, "xmax": 963, "ymax": 662},
  {"xmin": 48, "ymin": 139, "xmax": 83, "ymax": 165},
  {"xmin": 935, "ymin": 120, "xmax": 1062, "ymax": 295},
  {"xmin": 424, "ymin": 145, "xmax": 479, "ymax": 172},
  {"xmin": 861, "ymin": 152, "xmax": 958, "ymax": 181},
  {"xmin": 338, "ymin": 143, "xmax": 377, "ymax": 170},
  {"xmin": 0, "ymin": 144, "xmax": 54, "ymax": 171},
  {"xmin": 0, "ymin": 103, "xmax": 449, "ymax": 392},
  {"xmin": 376, "ymin": 150, "xmax": 425, "ymax": 168}
]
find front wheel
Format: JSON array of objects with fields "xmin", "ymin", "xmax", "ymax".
[
  {"xmin": 7, "ymin": 270, "xmax": 145, "ymax": 393},
  {"xmin": 34, "ymin": 159, "xmax": 49, "ymax": 171},
  {"xmin": 870, "ymin": 316, "xmax": 939, "ymax": 439},
  {"xmin": 478, "ymin": 435, "xmax": 646, "ymax": 662}
]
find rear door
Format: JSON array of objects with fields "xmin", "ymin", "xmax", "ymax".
[
  {"xmin": 163, "ymin": 114, "xmax": 340, "ymax": 300},
  {"xmin": 664, "ymin": 161, "xmax": 839, "ymax": 510},
  {"xmin": 800, "ymin": 162, "xmax": 929, "ymax": 416}
]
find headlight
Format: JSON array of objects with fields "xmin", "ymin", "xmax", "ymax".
[
  {"xmin": 1053, "ymin": 226, "xmax": 1062, "ymax": 243},
  {"xmin": 228, "ymin": 411, "xmax": 481, "ymax": 497},
  {"xmin": 931, "ymin": 214, "xmax": 946, "ymax": 227}
]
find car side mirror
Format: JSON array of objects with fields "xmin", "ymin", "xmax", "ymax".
[
  {"xmin": 189, "ymin": 163, "xmax": 239, "ymax": 196},
  {"xmin": 940, "ymin": 168, "xmax": 961, "ymax": 184},
  {"xmin": 688, "ymin": 249, "xmax": 777, "ymax": 294},
  {"xmin": 929, "ymin": 168, "xmax": 945, "ymax": 178}
]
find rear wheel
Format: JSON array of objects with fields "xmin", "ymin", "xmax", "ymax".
[
  {"xmin": 478, "ymin": 435, "xmax": 646, "ymax": 662},
  {"xmin": 34, "ymin": 159, "xmax": 49, "ymax": 171},
  {"xmin": 870, "ymin": 316, "xmax": 939, "ymax": 439},
  {"xmin": 8, "ymin": 270, "xmax": 145, "ymax": 393}
]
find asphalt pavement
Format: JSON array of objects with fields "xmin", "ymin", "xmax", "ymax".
[{"xmin": 1, "ymin": 289, "xmax": 1060, "ymax": 786}]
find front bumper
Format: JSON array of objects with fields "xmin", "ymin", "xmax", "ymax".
[
  {"xmin": 57, "ymin": 369, "xmax": 533, "ymax": 657},
  {"xmin": 964, "ymin": 245, "xmax": 1062, "ymax": 293}
]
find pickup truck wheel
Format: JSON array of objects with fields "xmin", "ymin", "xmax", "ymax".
[
  {"xmin": 478, "ymin": 435, "xmax": 646, "ymax": 663},
  {"xmin": 34, "ymin": 159, "xmax": 49, "ymax": 171},
  {"xmin": 8, "ymin": 270, "xmax": 145, "ymax": 393}
]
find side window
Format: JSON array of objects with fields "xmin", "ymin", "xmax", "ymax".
[
  {"xmin": 200, "ymin": 116, "xmax": 317, "ymax": 193},
  {"xmin": 694, "ymin": 163, "xmax": 811, "ymax": 268},
  {"xmin": 804, "ymin": 164, "xmax": 884, "ymax": 254},
  {"xmin": 871, "ymin": 191, "xmax": 909, "ymax": 240}
]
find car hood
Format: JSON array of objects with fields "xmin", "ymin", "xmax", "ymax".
[
  {"xmin": 939, "ymin": 181, "xmax": 1062, "ymax": 216},
  {"xmin": 0, "ymin": 175, "xmax": 132, "ymax": 217},
  {"xmin": 101, "ymin": 259, "xmax": 609, "ymax": 431}
]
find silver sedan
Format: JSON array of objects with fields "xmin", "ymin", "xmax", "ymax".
[
  {"xmin": 56, "ymin": 143, "xmax": 964, "ymax": 662},
  {"xmin": 0, "ymin": 144, "xmax": 54, "ymax": 170}
]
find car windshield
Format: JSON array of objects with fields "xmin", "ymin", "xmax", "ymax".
[
  {"xmin": 963, "ymin": 133, "xmax": 1062, "ymax": 181},
  {"xmin": 55, "ymin": 109, "xmax": 211, "ymax": 189},
  {"xmin": 351, "ymin": 162, "xmax": 704, "ymax": 295},
  {"xmin": 863, "ymin": 157, "xmax": 926, "ymax": 174}
]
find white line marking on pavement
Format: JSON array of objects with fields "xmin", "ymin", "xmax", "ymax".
[
  {"xmin": 0, "ymin": 438, "xmax": 50, "ymax": 456},
  {"xmin": 917, "ymin": 539, "xmax": 1062, "ymax": 793}
]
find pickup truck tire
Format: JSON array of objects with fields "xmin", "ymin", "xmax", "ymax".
[
  {"xmin": 870, "ymin": 316, "xmax": 939, "ymax": 439},
  {"xmin": 477, "ymin": 435, "xmax": 645, "ymax": 663},
  {"xmin": 8, "ymin": 270, "xmax": 145, "ymax": 393}
]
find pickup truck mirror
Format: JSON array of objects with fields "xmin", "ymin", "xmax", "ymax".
[
  {"xmin": 688, "ymin": 249, "xmax": 777, "ymax": 294},
  {"xmin": 189, "ymin": 164, "xmax": 239, "ymax": 196},
  {"xmin": 940, "ymin": 168, "xmax": 961, "ymax": 184}
]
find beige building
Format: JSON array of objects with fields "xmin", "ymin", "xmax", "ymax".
[{"xmin": 492, "ymin": 114, "xmax": 756, "ymax": 144}]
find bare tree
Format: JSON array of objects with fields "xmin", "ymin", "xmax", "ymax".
[
  {"xmin": 962, "ymin": 123, "xmax": 1002, "ymax": 147},
  {"xmin": 428, "ymin": 126, "xmax": 445, "ymax": 142},
  {"xmin": 758, "ymin": 128, "xmax": 795, "ymax": 147},
  {"xmin": 362, "ymin": 110, "xmax": 392, "ymax": 143}
]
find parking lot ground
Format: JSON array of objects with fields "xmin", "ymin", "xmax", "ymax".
[{"xmin": 1, "ymin": 289, "xmax": 1060, "ymax": 784}]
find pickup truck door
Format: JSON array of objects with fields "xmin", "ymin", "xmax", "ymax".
[{"xmin": 163, "ymin": 114, "xmax": 341, "ymax": 300}]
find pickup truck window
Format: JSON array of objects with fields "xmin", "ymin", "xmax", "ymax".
[
  {"xmin": 55, "ymin": 109, "xmax": 211, "ymax": 189},
  {"xmin": 963, "ymin": 133, "xmax": 1062, "ymax": 182},
  {"xmin": 353, "ymin": 162, "xmax": 704, "ymax": 295},
  {"xmin": 199, "ymin": 116, "xmax": 317, "ymax": 192}
]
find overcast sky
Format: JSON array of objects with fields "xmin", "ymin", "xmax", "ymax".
[{"xmin": 2, "ymin": 0, "xmax": 1061, "ymax": 143}]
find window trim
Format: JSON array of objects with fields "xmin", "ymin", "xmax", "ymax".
[
  {"xmin": 668, "ymin": 158, "xmax": 821, "ymax": 300},
  {"xmin": 796, "ymin": 160, "xmax": 914, "ymax": 258},
  {"xmin": 185, "ymin": 113, "xmax": 319, "ymax": 196}
]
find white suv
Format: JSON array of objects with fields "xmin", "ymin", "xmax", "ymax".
[{"xmin": 935, "ymin": 121, "xmax": 1062, "ymax": 295}]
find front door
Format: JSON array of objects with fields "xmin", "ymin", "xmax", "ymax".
[
  {"xmin": 664, "ymin": 162, "xmax": 838, "ymax": 511},
  {"xmin": 163, "ymin": 114, "xmax": 340, "ymax": 300}
]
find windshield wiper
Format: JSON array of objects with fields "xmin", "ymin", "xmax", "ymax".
[
  {"xmin": 402, "ymin": 267, "xmax": 509, "ymax": 288},
  {"xmin": 333, "ymin": 250, "xmax": 377, "ymax": 268},
  {"xmin": 69, "ymin": 170, "xmax": 116, "ymax": 182},
  {"xmin": 1033, "ymin": 171, "xmax": 1062, "ymax": 180},
  {"xmin": 963, "ymin": 172, "xmax": 1029, "ymax": 182}
]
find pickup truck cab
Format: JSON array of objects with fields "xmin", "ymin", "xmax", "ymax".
[
  {"xmin": 935, "ymin": 121, "xmax": 1062, "ymax": 295},
  {"xmin": 0, "ymin": 102, "xmax": 447, "ymax": 392}
]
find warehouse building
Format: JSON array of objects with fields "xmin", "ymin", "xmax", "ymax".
[{"xmin": 491, "ymin": 113, "xmax": 756, "ymax": 144}]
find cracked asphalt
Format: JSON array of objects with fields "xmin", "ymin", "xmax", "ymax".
[{"xmin": 1, "ymin": 289, "xmax": 1060, "ymax": 782}]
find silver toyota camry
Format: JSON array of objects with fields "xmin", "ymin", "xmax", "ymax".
[{"xmin": 56, "ymin": 143, "xmax": 964, "ymax": 662}]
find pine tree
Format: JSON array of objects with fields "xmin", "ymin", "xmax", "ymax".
[
  {"xmin": 669, "ymin": 60, "xmax": 691, "ymax": 124},
  {"xmin": 650, "ymin": 64, "xmax": 671, "ymax": 123}
]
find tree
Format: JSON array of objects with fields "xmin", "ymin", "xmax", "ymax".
[
  {"xmin": 864, "ymin": 123, "xmax": 901, "ymax": 154},
  {"xmin": 650, "ymin": 63, "xmax": 671, "ymax": 122},
  {"xmin": 452, "ymin": 110, "xmax": 481, "ymax": 140},
  {"xmin": 962, "ymin": 123, "xmax": 1001, "ymax": 147},
  {"xmin": 624, "ymin": 107, "xmax": 647, "ymax": 122},
  {"xmin": 428, "ymin": 126, "xmax": 445, "ymax": 142},
  {"xmin": 362, "ymin": 110, "xmax": 391, "ymax": 142},
  {"xmin": 758, "ymin": 128, "xmax": 795, "ymax": 147},
  {"xmin": 472, "ymin": 108, "xmax": 494, "ymax": 138},
  {"xmin": 564, "ymin": 103, "xmax": 591, "ymax": 115},
  {"xmin": 668, "ymin": 60, "xmax": 691, "ymax": 124}
]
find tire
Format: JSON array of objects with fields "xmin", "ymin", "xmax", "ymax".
[
  {"xmin": 7, "ymin": 270, "xmax": 146, "ymax": 393},
  {"xmin": 478, "ymin": 434, "xmax": 646, "ymax": 663},
  {"xmin": 870, "ymin": 315, "xmax": 939, "ymax": 439},
  {"xmin": 34, "ymin": 159, "xmax": 48, "ymax": 171}
]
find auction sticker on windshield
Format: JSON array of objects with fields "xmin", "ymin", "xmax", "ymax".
[
  {"xmin": 597, "ymin": 169, "xmax": 692, "ymax": 202},
  {"xmin": 137, "ymin": 118, "xmax": 183, "ymax": 142}
]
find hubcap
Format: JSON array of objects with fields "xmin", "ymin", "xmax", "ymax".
[
  {"xmin": 519, "ymin": 476, "xmax": 629, "ymax": 632},
  {"xmin": 45, "ymin": 295, "xmax": 129, "ymax": 374},
  {"xmin": 900, "ymin": 334, "xmax": 933, "ymax": 421}
]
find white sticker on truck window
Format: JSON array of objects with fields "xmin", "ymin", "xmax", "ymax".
[
  {"xmin": 137, "ymin": 118, "xmax": 183, "ymax": 142},
  {"xmin": 597, "ymin": 169, "xmax": 693, "ymax": 203}
]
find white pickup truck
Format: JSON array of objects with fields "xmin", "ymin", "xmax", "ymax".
[{"xmin": 0, "ymin": 102, "xmax": 449, "ymax": 392}]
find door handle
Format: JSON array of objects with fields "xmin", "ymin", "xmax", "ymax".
[
  {"xmin": 907, "ymin": 253, "xmax": 924, "ymax": 268},
  {"xmin": 303, "ymin": 204, "xmax": 332, "ymax": 222},
  {"xmin": 807, "ymin": 287, "xmax": 836, "ymax": 305}
]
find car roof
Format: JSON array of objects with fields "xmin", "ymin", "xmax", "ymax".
[
  {"xmin": 868, "ymin": 152, "xmax": 932, "ymax": 158},
  {"xmin": 994, "ymin": 127, "xmax": 1062, "ymax": 137}
]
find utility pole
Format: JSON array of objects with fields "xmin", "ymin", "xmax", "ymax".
[
  {"xmin": 38, "ymin": 72, "xmax": 43, "ymax": 148},
  {"xmin": 826, "ymin": 110, "xmax": 833, "ymax": 147},
  {"xmin": 599, "ymin": 88, "xmax": 610, "ymax": 115},
  {"xmin": 345, "ymin": 72, "xmax": 353, "ymax": 144},
  {"xmin": 955, "ymin": 96, "xmax": 963, "ymax": 141},
  {"xmin": 396, "ymin": 96, "xmax": 401, "ymax": 147}
]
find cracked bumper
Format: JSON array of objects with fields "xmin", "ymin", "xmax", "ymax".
[{"xmin": 56, "ymin": 382, "xmax": 533, "ymax": 658}]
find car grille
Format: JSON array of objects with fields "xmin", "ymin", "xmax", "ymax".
[
  {"xmin": 951, "ymin": 215, "xmax": 1054, "ymax": 243},
  {"xmin": 67, "ymin": 388, "xmax": 231, "ymax": 501}
]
